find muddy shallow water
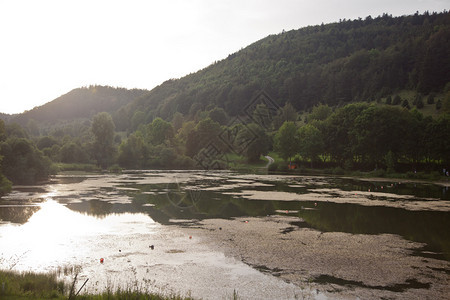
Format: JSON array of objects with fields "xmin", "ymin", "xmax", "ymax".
[{"xmin": 0, "ymin": 171, "xmax": 449, "ymax": 299}]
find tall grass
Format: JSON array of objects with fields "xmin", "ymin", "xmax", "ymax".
[
  {"xmin": 0, "ymin": 269, "xmax": 194, "ymax": 300},
  {"xmin": 0, "ymin": 269, "xmax": 66, "ymax": 299}
]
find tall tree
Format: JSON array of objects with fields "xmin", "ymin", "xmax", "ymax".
[
  {"xmin": 273, "ymin": 102, "xmax": 298, "ymax": 129},
  {"xmin": 237, "ymin": 123, "xmax": 271, "ymax": 163},
  {"xmin": 274, "ymin": 121, "xmax": 298, "ymax": 162},
  {"xmin": 91, "ymin": 112, "xmax": 116, "ymax": 169},
  {"xmin": 146, "ymin": 117, "xmax": 174, "ymax": 145},
  {"xmin": 0, "ymin": 120, "xmax": 12, "ymax": 196},
  {"xmin": 297, "ymin": 124, "xmax": 324, "ymax": 167}
]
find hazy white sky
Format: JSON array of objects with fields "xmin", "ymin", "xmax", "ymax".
[{"xmin": 0, "ymin": 0, "xmax": 448, "ymax": 114}]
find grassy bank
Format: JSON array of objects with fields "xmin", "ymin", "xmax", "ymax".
[
  {"xmin": 53, "ymin": 163, "xmax": 101, "ymax": 173},
  {"xmin": 266, "ymin": 155, "xmax": 449, "ymax": 183},
  {"xmin": 0, "ymin": 270, "xmax": 193, "ymax": 300}
]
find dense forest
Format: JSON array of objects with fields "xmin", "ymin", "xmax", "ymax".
[{"xmin": 0, "ymin": 11, "xmax": 449, "ymax": 194}]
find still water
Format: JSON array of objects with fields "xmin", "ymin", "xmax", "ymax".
[{"xmin": 0, "ymin": 171, "xmax": 449, "ymax": 299}]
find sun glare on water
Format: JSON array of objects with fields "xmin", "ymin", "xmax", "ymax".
[{"xmin": 0, "ymin": 199, "xmax": 156, "ymax": 272}]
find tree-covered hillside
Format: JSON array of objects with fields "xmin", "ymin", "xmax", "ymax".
[
  {"xmin": 12, "ymin": 86, "xmax": 148, "ymax": 126},
  {"xmin": 124, "ymin": 11, "xmax": 449, "ymax": 124}
]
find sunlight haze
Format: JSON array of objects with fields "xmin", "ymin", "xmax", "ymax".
[{"xmin": 0, "ymin": 0, "xmax": 447, "ymax": 114}]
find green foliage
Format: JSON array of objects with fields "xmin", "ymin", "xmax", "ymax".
[
  {"xmin": 118, "ymin": 133, "xmax": 147, "ymax": 169},
  {"xmin": 297, "ymin": 124, "xmax": 324, "ymax": 167},
  {"xmin": 0, "ymin": 269, "xmax": 193, "ymax": 300},
  {"xmin": 274, "ymin": 121, "xmax": 298, "ymax": 162},
  {"xmin": 146, "ymin": 118, "xmax": 175, "ymax": 145},
  {"xmin": 185, "ymin": 118, "xmax": 222, "ymax": 158},
  {"xmin": 0, "ymin": 270, "xmax": 66, "ymax": 299},
  {"xmin": 37, "ymin": 136, "xmax": 59, "ymax": 150},
  {"xmin": 0, "ymin": 173, "xmax": 12, "ymax": 196},
  {"xmin": 13, "ymin": 85, "xmax": 148, "ymax": 127},
  {"xmin": 309, "ymin": 104, "xmax": 332, "ymax": 122},
  {"xmin": 91, "ymin": 112, "xmax": 116, "ymax": 169},
  {"xmin": 59, "ymin": 142, "xmax": 89, "ymax": 163},
  {"xmin": 6, "ymin": 123, "xmax": 28, "ymax": 138},
  {"xmin": 172, "ymin": 112, "xmax": 184, "ymax": 132},
  {"xmin": 323, "ymin": 103, "xmax": 370, "ymax": 164},
  {"xmin": 208, "ymin": 107, "xmax": 229, "ymax": 125},
  {"xmin": 236, "ymin": 123, "xmax": 271, "ymax": 163},
  {"xmin": 123, "ymin": 12, "xmax": 449, "ymax": 124},
  {"xmin": 273, "ymin": 102, "xmax": 297, "ymax": 129},
  {"xmin": 0, "ymin": 137, "xmax": 51, "ymax": 184}
]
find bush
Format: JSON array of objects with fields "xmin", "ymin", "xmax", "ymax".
[
  {"xmin": 370, "ymin": 168, "xmax": 386, "ymax": 177},
  {"xmin": 0, "ymin": 173, "xmax": 12, "ymax": 196},
  {"xmin": 332, "ymin": 166, "xmax": 345, "ymax": 175},
  {"xmin": 0, "ymin": 138, "xmax": 52, "ymax": 184},
  {"xmin": 109, "ymin": 164, "xmax": 123, "ymax": 173}
]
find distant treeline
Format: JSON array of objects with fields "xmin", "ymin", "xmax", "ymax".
[{"xmin": 274, "ymin": 103, "xmax": 450, "ymax": 172}]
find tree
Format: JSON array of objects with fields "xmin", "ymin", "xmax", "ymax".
[
  {"xmin": 118, "ymin": 133, "xmax": 147, "ymax": 169},
  {"xmin": 273, "ymin": 102, "xmax": 298, "ymax": 129},
  {"xmin": 208, "ymin": 107, "xmax": 229, "ymax": 125},
  {"xmin": 59, "ymin": 142, "xmax": 88, "ymax": 163},
  {"xmin": 131, "ymin": 111, "xmax": 146, "ymax": 131},
  {"xmin": 26, "ymin": 119, "xmax": 40, "ymax": 136},
  {"xmin": 322, "ymin": 103, "xmax": 370, "ymax": 165},
  {"xmin": 172, "ymin": 112, "xmax": 184, "ymax": 132},
  {"xmin": 37, "ymin": 136, "xmax": 59, "ymax": 150},
  {"xmin": 351, "ymin": 105, "xmax": 410, "ymax": 168},
  {"xmin": 0, "ymin": 137, "xmax": 51, "ymax": 184},
  {"xmin": 237, "ymin": 123, "xmax": 271, "ymax": 163},
  {"xmin": 146, "ymin": 118, "xmax": 174, "ymax": 145},
  {"xmin": 274, "ymin": 121, "xmax": 298, "ymax": 162},
  {"xmin": 185, "ymin": 118, "xmax": 222, "ymax": 157},
  {"xmin": 0, "ymin": 120, "xmax": 12, "ymax": 196},
  {"xmin": 309, "ymin": 104, "xmax": 332, "ymax": 122},
  {"xmin": 297, "ymin": 124, "xmax": 324, "ymax": 167},
  {"xmin": 91, "ymin": 112, "xmax": 116, "ymax": 169}
]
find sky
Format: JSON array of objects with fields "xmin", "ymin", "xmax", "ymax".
[{"xmin": 0, "ymin": 0, "xmax": 448, "ymax": 114}]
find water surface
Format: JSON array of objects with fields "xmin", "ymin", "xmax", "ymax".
[{"xmin": 0, "ymin": 171, "xmax": 449, "ymax": 298}]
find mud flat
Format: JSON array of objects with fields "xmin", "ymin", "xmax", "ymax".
[{"xmin": 187, "ymin": 215, "xmax": 450, "ymax": 300}]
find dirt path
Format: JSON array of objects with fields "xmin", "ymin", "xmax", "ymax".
[{"xmin": 264, "ymin": 155, "xmax": 275, "ymax": 168}]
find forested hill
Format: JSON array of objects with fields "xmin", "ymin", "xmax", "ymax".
[
  {"xmin": 3, "ymin": 11, "xmax": 449, "ymax": 131},
  {"xmin": 125, "ymin": 11, "xmax": 449, "ymax": 123},
  {"xmin": 12, "ymin": 86, "xmax": 148, "ymax": 125}
]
